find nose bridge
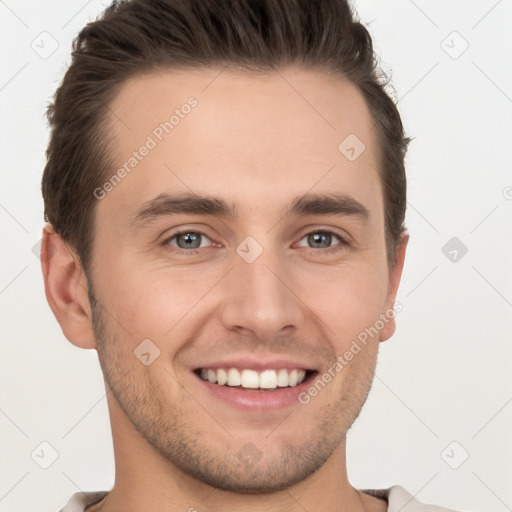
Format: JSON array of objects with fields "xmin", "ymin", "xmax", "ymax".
[{"xmin": 219, "ymin": 236, "xmax": 303, "ymax": 337}]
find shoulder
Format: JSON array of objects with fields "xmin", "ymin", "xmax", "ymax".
[
  {"xmin": 387, "ymin": 485, "xmax": 461, "ymax": 512},
  {"xmin": 58, "ymin": 491, "xmax": 108, "ymax": 512},
  {"xmin": 361, "ymin": 485, "xmax": 461, "ymax": 512}
]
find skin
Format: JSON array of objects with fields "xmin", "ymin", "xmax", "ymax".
[{"xmin": 41, "ymin": 66, "xmax": 408, "ymax": 512}]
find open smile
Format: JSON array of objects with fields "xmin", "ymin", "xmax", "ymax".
[
  {"xmin": 192, "ymin": 365, "xmax": 319, "ymax": 411},
  {"xmin": 195, "ymin": 367, "xmax": 315, "ymax": 390}
]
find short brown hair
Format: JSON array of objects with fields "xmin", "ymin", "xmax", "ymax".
[{"xmin": 42, "ymin": 0, "xmax": 410, "ymax": 278}]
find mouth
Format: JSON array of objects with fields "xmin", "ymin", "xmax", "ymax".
[
  {"xmin": 191, "ymin": 357, "xmax": 321, "ymax": 412},
  {"xmin": 194, "ymin": 367, "xmax": 317, "ymax": 391}
]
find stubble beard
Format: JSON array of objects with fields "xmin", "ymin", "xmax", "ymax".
[{"xmin": 89, "ymin": 285, "xmax": 377, "ymax": 494}]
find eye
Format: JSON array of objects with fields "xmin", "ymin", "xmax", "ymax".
[
  {"xmin": 162, "ymin": 230, "xmax": 214, "ymax": 255},
  {"xmin": 161, "ymin": 228, "xmax": 350, "ymax": 256},
  {"xmin": 296, "ymin": 229, "xmax": 349, "ymax": 254}
]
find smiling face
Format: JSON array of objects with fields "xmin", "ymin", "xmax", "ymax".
[{"xmin": 86, "ymin": 66, "xmax": 406, "ymax": 493}]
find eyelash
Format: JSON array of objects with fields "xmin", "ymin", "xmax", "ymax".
[{"xmin": 161, "ymin": 228, "xmax": 350, "ymax": 256}]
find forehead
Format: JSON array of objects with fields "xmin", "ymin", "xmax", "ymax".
[{"xmin": 99, "ymin": 67, "xmax": 382, "ymax": 228}]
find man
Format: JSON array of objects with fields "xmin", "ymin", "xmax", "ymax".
[{"xmin": 40, "ymin": 0, "xmax": 458, "ymax": 510}]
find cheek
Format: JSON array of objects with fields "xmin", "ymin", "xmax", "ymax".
[
  {"xmin": 95, "ymin": 240, "xmax": 389, "ymax": 354},
  {"xmin": 95, "ymin": 261, "xmax": 219, "ymax": 347},
  {"xmin": 297, "ymin": 263, "xmax": 388, "ymax": 345},
  {"xmin": 94, "ymin": 264, "xmax": 160, "ymax": 341}
]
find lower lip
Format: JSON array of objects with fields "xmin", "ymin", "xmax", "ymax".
[{"xmin": 192, "ymin": 372, "xmax": 315, "ymax": 412}]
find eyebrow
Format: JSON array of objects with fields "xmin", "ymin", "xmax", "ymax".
[{"xmin": 131, "ymin": 191, "xmax": 370, "ymax": 228}]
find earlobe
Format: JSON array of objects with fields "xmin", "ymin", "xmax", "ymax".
[
  {"xmin": 40, "ymin": 223, "xmax": 97, "ymax": 349},
  {"xmin": 379, "ymin": 232, "xmax": 409, "ymax": 342}
]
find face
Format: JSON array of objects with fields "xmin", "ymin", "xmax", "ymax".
[{"xmin": 87, "ymin": 67, "xmax": 405, "ymax": 493}]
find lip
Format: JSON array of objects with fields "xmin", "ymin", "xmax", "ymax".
[
  {"xmin": 191, "ymin": 368, "xmax": 318, "ymax": 412},
  {"xmin": 193, "ymin": 357, "xmax": 317, "ymax": 372}
]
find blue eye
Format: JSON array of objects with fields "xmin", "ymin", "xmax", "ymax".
[
  {"xmin": 294, "ymin": 229, "xmax": 350, "ymax": 254},
  {"xmin": 161, "ymin": 228, "xmax": 349, "ymax": 256},
  {"xmin": 297, "ymin": 229, "xmax": 346, "ymax": 253},
  {"xmin": 163, "ymin": 231, "xmax": 213, "ymax": 255}
]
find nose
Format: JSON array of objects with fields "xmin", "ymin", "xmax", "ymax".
[{"xmin": 218, "ymin": 242, "xmax": 304, "ymax": 340}]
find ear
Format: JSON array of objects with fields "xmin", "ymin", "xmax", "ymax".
[
  {"xmin": 40, "ymin": 223, "xmax": 97, "ymax": 349},
  {"xmin": 379, "ymin": 231, "xmax": 409, "ymax": 342}
]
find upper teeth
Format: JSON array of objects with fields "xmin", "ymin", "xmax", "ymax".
[{"xmin": 199, "ymin": 368, "xmax": 307, "ymax": 389}]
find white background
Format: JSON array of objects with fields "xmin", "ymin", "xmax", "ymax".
[{"xmin": 1, "ymin": 1, "xmax": 511, "ymax": 511}]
